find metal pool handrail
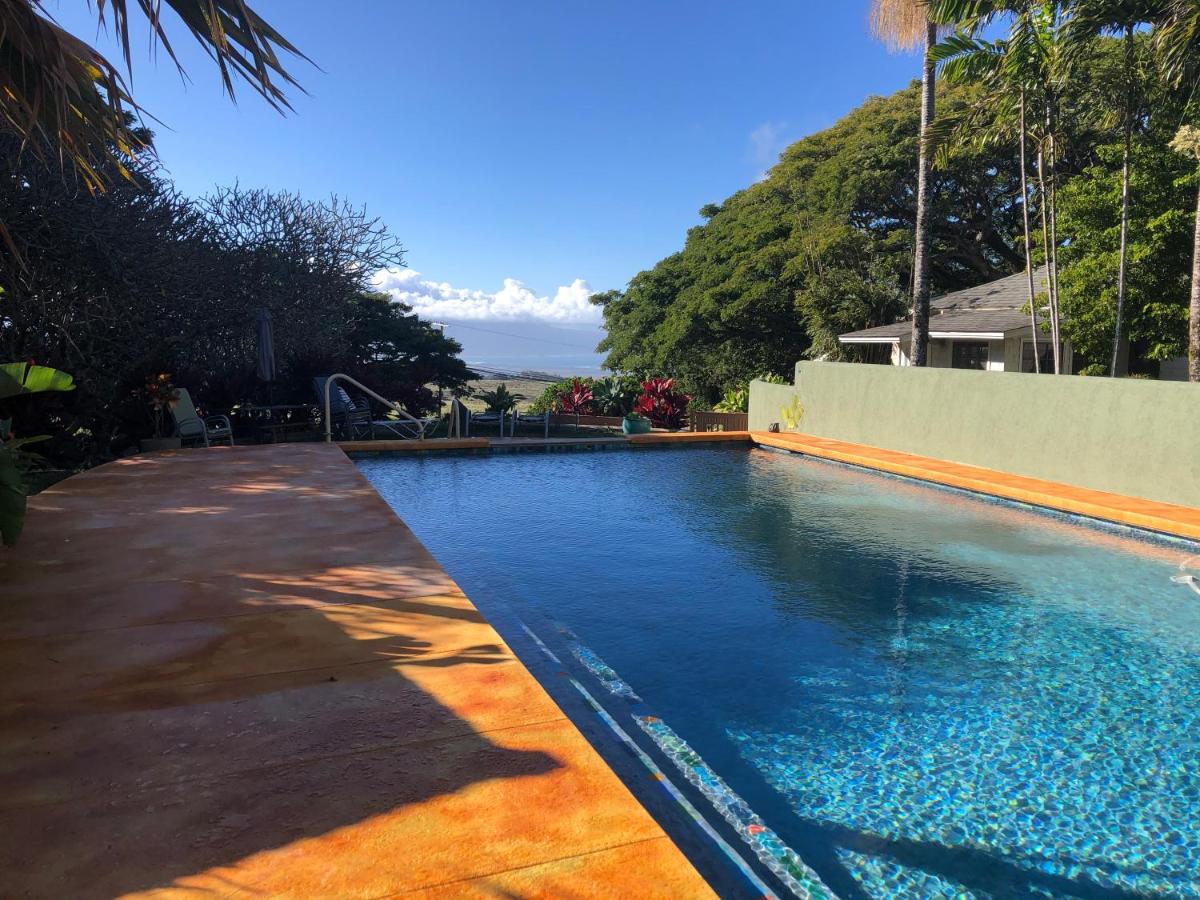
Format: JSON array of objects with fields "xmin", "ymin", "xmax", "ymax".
[{"xmin": 323, "ymin": 373, "xmax": 426, "ymax": 442}]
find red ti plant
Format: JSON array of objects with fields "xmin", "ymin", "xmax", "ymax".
[
  {"xmin": 557, "ymin": 378, "xmax": 594, "ymax": 415},
  {"xmin": 633, "ymin": 377, "xmax": 690, "ymax": 429}
]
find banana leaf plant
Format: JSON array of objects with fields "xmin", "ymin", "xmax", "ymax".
[{"xmin": 1, "ymin": 363, "xmax": 75, "ymax": 546}]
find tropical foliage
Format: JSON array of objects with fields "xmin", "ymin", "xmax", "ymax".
[
  {"xmin": 590, "ymin": 374, "xmax": 642, "ymax": 416},
  {"xmin": 596, "ymin": 79, "xmax": 1027, "ymax": 401},
  {"xmin": 0, "ymin": 0, "xmax": 305, "ymax": 195},
  {"xmin": 476, "ymin": 384, "xmax": 524, "ymax": 414},
  {"xmin": 599, "ymin": 5, "xmax": 1200, "ymax": 390},
  {"xmin": 0, "ymin": 363, "xmax": 75, "ymax": 545},
  {"xmin": 0, "ymin": 131, "xmax": 472, "ymax": 471},
  {"xmin": 557, "ymin": 378, "xmax": 595, "ymax": 415},
  {"xmin": 632, "ymin": 378, "xmax": 691, "ymax": 429}
]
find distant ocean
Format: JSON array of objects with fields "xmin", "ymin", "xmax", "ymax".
[{"xmin": 440, "ymin": 319, "xmax": 608, "ymax": 378}]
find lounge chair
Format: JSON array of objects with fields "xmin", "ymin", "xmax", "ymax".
[
  {"xmin": 466, "ymin": 409, "xmax": 505, "ymax": 437},
  {"xmin": 314, "ymin": 377, "xmax": 436, "ymax": 440},
  {"xmin": 510, "ymin": 409, "xmax": 550, "ymax": 438},
  {"xmin": 173, "ymin": 389, "xmax": 234, "ymax": 447}
]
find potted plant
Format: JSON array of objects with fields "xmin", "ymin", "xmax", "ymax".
[
  {"xmin": 139, "ymin": 373, "xmax": 182, "ymax": 452},
  {"xmin": 621, "ymin": 411, "xmax": 651, "ymax": 435}
]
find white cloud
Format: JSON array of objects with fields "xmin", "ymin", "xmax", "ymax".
[
  {"xmin": 371, "ymin": 268, "xmax": 600, "ymax": 325},
  {"xmin": 748, "ymin": 120, "xmax": 791, "ymax": 180}
]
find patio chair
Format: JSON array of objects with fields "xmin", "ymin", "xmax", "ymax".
[
  {"xmin": 466, "ymin": 409, "xmax": 505, "ymax": 437},
  {"xmin": 509, "ymin": 409, "xmax": 549, "ymax": 438},
  {"xmin": 173, "ymin": 389, "xmax": 234, "ymax": 447},
  {"xmin": 354, "ymin": 398, "xmax": 439, "ymax": 439}
]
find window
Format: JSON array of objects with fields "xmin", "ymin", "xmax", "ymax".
[
  {"xmin": 951, "ymin": 341, "xmax": 990, "ymax": 370},
  {"xmin": 1021, "ymin": 340, "xmax": 1060, "ymax": 374}
]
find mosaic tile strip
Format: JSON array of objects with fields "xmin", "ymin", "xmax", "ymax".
[
  {"xmin": 552, "ymin": 623, "xmax": 838, "ymax": 900},
  {"xmin": 517, "ymin": 623, "xmax": 779, "ymax": 899}
]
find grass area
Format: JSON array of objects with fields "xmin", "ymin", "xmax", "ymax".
[{"xmin": 451, "ymin": 378, "xmax": 561, "ymax": 413}]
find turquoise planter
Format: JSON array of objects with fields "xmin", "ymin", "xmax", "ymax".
[{"xmin": 622, "ymin": 416, "xmax": 651, "ymax": 435}]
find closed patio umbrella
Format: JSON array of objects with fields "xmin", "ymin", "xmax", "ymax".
[{"xmin": 255, "ymin": 307, "xmax": 276, "ymax": 384}]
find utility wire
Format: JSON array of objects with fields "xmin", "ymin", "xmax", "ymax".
[{"xmin": 437, "ymin": 320, "xmax": 599, "ymax": 351}]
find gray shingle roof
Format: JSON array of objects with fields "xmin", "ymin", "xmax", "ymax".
[
  {"xmin": 930, "ymin": 266, "xmax": 1049, "ymax": 311},
  {"xmin": 838, "ymin": 266, "xmax": 1049, "ymax": 342}
]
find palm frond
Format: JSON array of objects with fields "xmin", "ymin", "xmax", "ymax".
[
  {"xmin": 869, "ymin": 0, "xmax": 930, "ymax": 51},
  {"xmin": 0, "ymin": 0, "xmax": 307, "ymax": 193},
  {"xmin": 1154, "ymin": 0, "xmax": 1200, "ymax": 89}
]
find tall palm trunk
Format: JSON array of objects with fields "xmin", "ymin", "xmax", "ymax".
[
  {"xmin": 1111, "ymin": 24, "xmax": 1135, "ymax": 378},
  {"xmin": 910, "ymin": 20, "xmax": 937, "ymax": 367},
  {"xmin": 1037, "ymin": 138, "xmax": 1059, "ymax": 373},
  {"xmin": 1190, "ymin": 174, "xmax": 1200, "ymax": 382},
  {"xmin": 1040, "ymin": 98, "xmax": 1063, "ymax": 375},
  {"xmin": 1048, "ymin": 132, "xmax": 1063, "ymax": 374},
  {"xmin": 1019, "ymin": 89, "xmax": 1040, "ymax": 373}
]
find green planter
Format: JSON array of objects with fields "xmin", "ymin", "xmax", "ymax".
[{"xmin": 622, "ymin": 416, "xmax": 651, "ymax": 435}]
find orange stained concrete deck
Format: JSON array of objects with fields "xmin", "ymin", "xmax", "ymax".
[
  {"xmin": 754, "ymin": 431, "xmax": 1200, "ymax": 541},
  {"xmin": 0, "ymin": 444, "xmax": 715, "ymax": 899}
]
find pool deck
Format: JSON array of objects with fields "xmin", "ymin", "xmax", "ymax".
[{"xmin": 0, "ymin": 444, "xmax": 715, "ymax": 898}]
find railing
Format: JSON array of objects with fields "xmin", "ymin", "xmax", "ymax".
[
  {"xmin": 690, "ymin": 411, "xmax": 748, "ymax": 432},
  {"xmin": 323, "ymin": 373, "xmax": 426, "ymax": 442}
]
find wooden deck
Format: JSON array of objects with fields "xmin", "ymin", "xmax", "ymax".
[{"xmin": 0, "ymin": 444, "xmax": 714, "ymax": 898}]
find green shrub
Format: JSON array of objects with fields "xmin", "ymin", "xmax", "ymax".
[
  {"xmin": 591, "ymin": 375, "xmax": 641, "ymax": 416},
  {"xmin": 528, "ymin": 377, "xmax": 589, "ymax": 413}
]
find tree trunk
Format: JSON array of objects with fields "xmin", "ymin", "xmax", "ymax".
[
  {"xmin": 1045, "ymin": 101, "xmax": 1063, "ymax": 374},
  {"xmin": 1037, "ymin": 140, "xmax": 1056, "ymax": 372},
  {"xmin": 1190, "ymin": 175, "xmax": 1200, "ymax": 382},
  {"xmin": 1019, "ymin": 90, "xmax": 1039, "ymax": 373},
  {"xmin": 910, "ymin": 20, "xmax": 937, "ymax": 368},
  {"xmin": 1111, "ymin": 24, "xmax": 1134, "ymax": 378}
]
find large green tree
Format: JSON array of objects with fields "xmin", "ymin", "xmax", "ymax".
[
  {"xmin": 597, "ymin": 80, "xmax": 1026, "ymax": 401},
  {"xmin": 0, "ymin": 133, "xmax": 466, "ymax": 466}
]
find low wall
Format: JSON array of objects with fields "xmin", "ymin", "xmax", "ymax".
[
  {"xmin": 749, "ymin": 361, "xmax": 1200, "ymax": 508},
  {"xmin": 748, "ymin": 380, "xmax": 801, "ymax": 432}
]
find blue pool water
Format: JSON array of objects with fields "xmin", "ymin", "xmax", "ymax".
[{"xmin": 359, "ymin": 446, "xmax": 1200, "ymax": 899}]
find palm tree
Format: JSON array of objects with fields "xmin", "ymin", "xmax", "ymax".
[
  {"xmin": 0, "ymin": 1, "xmax": 306, "ymax": 192},
  {"xmin": 931, "ymin": 0, "xmax": 1070, "ymax": 373},
  {"xmin": 931, "ymin": 12, "xmax": 1045, "ymax": 370},
  {"xmin": 870, "ymin": 0, "xmax": 940, "ymax": 367},
  {"xmin": 1170, "ymin": 126, "xmax": 1200, "ymax": 382},
  {"xmin": 1154, "ymin": 0, "xmax": 1200, "ymax": 381},
  {"xmin": 1068, "ymin": 1, "xmax": 1158, "ymax": 377}
]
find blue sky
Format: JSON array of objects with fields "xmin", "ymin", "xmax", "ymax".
[{"xmin": 49, "ymin": 0, "xmax": 923, "ymax": 372}]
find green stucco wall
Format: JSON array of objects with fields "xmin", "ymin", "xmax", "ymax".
[
  {"xmin": 748, "ymin": 361, "xmax": 1200, "ymax": 508},
  {"xmin": 748, "ymin": 380, "xmax": 802, "ymax": 432}
]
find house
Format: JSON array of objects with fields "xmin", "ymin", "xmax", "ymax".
[{"xmin": 837, "ymin": 266, "xmax": 1074, "ymax": 373}]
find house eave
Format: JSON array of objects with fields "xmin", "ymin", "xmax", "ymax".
[{"xmin": 929, "ymin": 331, "xmax": 1008, "ymax": 340}]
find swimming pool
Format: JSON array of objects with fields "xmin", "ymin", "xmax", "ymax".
[{"xmin": 359, "ymin": 446, "xmax": 1200, "ymax": 898}]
